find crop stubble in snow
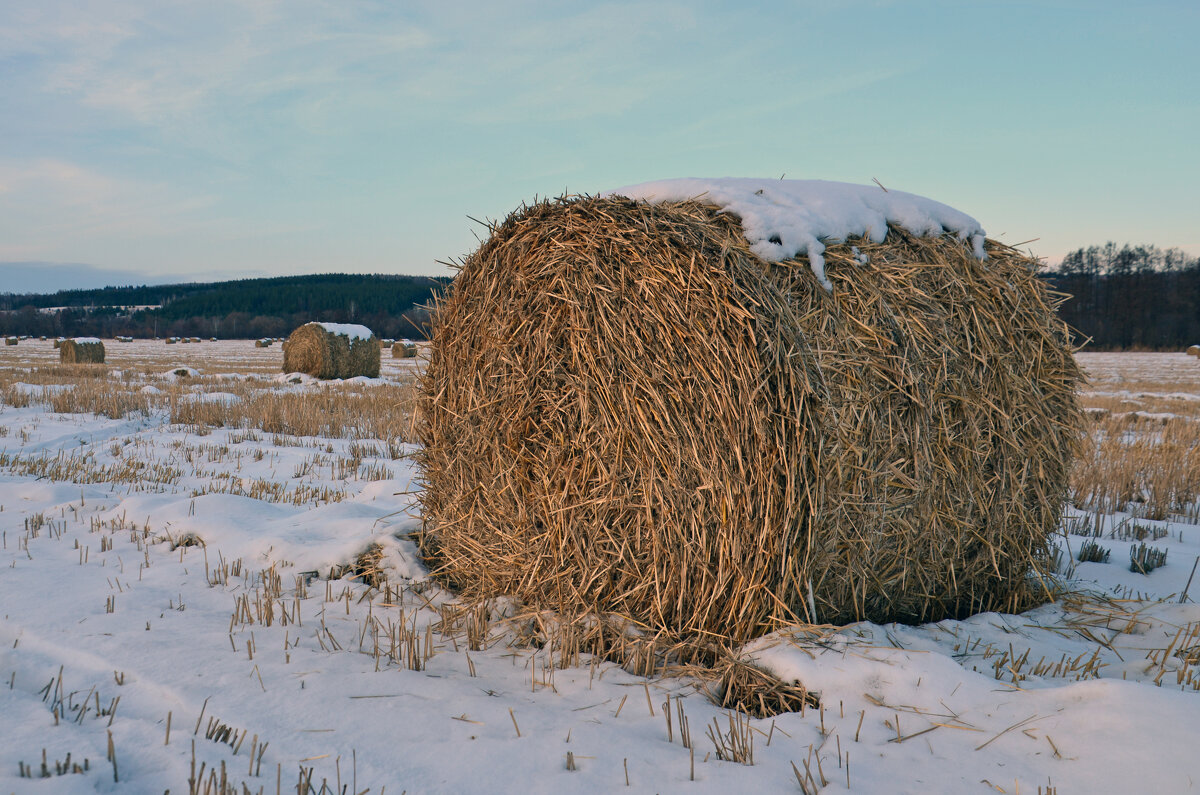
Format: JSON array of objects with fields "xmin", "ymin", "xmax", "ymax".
[{"xmin": 0, "ymin": 341, "xmax": 1197, "ymax": 792}]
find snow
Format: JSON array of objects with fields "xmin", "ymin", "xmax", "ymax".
[
  {"xmin": 316, "ymin": 322, "xmax": 374, "ymax": 341},
  {"xmin": 1, "ymin": 344, "xmax": 1199, "ymax": 793},
  {"xmin": 70, "ymin": 336, "xmax": 103, "ymax": 344},
  {"xmin": 608, "ymin": 178, "xmax": 987, "ymax": 291},
  {"xmin": 179, "ymin": 391, "xmax": 241, "ymax": 406}
]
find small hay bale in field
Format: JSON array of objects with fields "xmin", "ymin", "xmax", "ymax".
[
  {"xmin": 392, "ymin": 341, "xmax": 418, "ymax": 359},
  {"xmin": 4, "ymin": 337, "xmax": 17, "ymax": 346},
  {"xmin": 1187, "ymin": 345, "xmax": 1200, "ymax": 357},
  {"xmin": 59, "ymin": 337, "xmax": 106, "ymax": 364},
  {"xmin": 255, "ymin": 338, "xmax": 273, "ymax": 348},
  {"xmin": 282, "ymin": 322, "xmax": 380, "ymax": 379},
  {"xmin": 418, "ymin": 182, "xmax": 1082, "ymax": 644},
  {"xmin": 53, "ymin": 337, "xmax": 65, "ymax": 348}
]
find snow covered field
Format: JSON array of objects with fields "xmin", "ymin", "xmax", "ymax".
[{"xmin": 1, "ymin": 342, "xmax": 1199, "ymax": 793}]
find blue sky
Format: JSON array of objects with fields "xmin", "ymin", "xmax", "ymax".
[{"xmin": 1, "ymin": 0, "xmax": 1196, "ymax": 293}]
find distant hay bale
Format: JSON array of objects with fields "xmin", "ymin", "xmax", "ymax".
[
  {"xmin": 1187, "ymin": 345, "xmax": 1200, "ymax": 357},
  {"xmin": 392, "ymin": 341, "xmax": 418, "ymax": 359},
  {"xmin": 282, "ymin": 323, "xmax": 380, "ymax": 379},
  {"xmin": 255, "ymin": 338, "xmax": 273, "ymax": 348},
  {"xmin": 417, "ymin": 195, "xmax": 1082, "ymax": 644},
  {"xmin": 59, "ymin": 338, "xmax": 106, "ymax": 364},
  {"xmin": 4, "ymin": 337, "xmax": 16, "ymax": 346},
  {"xmin": 53, "ymin": 338, "xmax": 65, "ymax": 349}
]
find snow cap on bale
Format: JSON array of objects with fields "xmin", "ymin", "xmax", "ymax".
[
  {"xmin": 59, "ymin": 337, "xmax": 105, "ymax": 364},
  {"xmin": 417, "ymin": 178, "xmax": 1082, "ymax": 644},
  {"xmin": 283, "ymin": 322, "xmax": 379, "ymax": 379}
]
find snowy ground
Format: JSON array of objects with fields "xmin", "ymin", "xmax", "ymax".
[{"xmin": 1, "ymin": 343, "xmax": 1198, "ymax": 793}]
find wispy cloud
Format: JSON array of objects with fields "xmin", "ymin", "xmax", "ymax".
[{"xmin": 0, "ymin": 157, "xmax": 216, "ymax": 242}]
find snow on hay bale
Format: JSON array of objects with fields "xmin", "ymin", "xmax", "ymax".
[
  {"xmin": 59, "ymin": 337, "xmax": 106, "ymax": 364},
  {"xmin": 282, "ymin": 322, "xmax": 380, "ymax": 379},
  {"xmin": 417, "ymin": 179, "xmax": 1082, "ymax": 644}
]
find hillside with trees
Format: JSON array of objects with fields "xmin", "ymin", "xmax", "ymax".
[{"xmin": 0, "ymin": 273, "xmax": 448, "ymax": 340}]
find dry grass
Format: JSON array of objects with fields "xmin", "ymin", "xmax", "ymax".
[
  {"xmin": 418, "ymin": 195, "xmax": 1081, "ymax": 646},
  {"xmin": 0, "ymin": 341, "xmax": 417, "ymax": 444},
  {"xmin": 167, "ymin": 382, "xmax": 415, "ymax": 443},
  {"xmin": 1072, "ymin": 354, "xmax": 1200, "ymax": 522}
]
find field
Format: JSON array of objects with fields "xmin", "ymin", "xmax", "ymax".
[{"xmin": 1, "ymin": 341, "xmax": 1198, "ymax": 793}]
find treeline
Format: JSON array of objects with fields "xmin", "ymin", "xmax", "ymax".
[
  {"xmin": 0, "ymin": 273, "xmax": 448, "ymax": 340},
  {"xmin": 1045, "ymin": 243, "xmax": 1200, "ymax": 350}
]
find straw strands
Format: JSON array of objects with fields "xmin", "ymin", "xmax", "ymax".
[
  {"xmin": 282, "ymin": 323, "xmax": 380, "ymax": 379},
  {"xmin": 59, "ymin": 338, "xmax": 106, "ymax": 364},
  {"xmin": 417, "ymin": 195, "xmax": 1081, "ymax": 644}
]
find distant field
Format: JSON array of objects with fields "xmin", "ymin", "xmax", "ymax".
[{"xmin": 0, "ymin": 337, "xmax": 425, "ymax": 379}]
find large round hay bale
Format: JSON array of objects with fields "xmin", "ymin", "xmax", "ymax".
[
  {"xmin": 1187, "ymin": 345, "xmax": 1200, "ymax": 357},
  {"xmin": 283, "ymin": 323, "xmax": 380, "ymax": 379},
  {"xmin": 417, "ymin": 190, "xmax": 1082, "ymax": 643},
  {"xmin": 4, "ymin": 337, "xmax": 17, "ymax": 346},
  {"xmin": 392, "ymin": 341, "xmax": 418, "ymax": 359},
  {"xmin": 59, "ymin": 337, "xmax": 106, "ymax": 364}
]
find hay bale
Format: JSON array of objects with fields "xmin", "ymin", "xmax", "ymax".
[
  {"xmin": 282, "ymin": 322, "xmax": 380, "ymax": 379},
  {"xmin": 255, "ymin": 338, "xmax": 273, "ymax": 348},
  {"xmin": 417, "ymin": 192, "xmax": 1082, "ymax": 643},
  {"xmin": 392, "ymin": 341, "xmax": 418, "ymax": 359},
  {"xmin": 1187, "ymin": 345, "xmax": 1200, "ymax": 357},
  {"xmin": 4, "ymin": 337, "xmax": 17, "ymax": 346},
  {"xmin": 59, "ymin": 337, "xmax": 106, "ymax": 364}
]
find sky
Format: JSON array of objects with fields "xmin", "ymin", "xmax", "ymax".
[{"xmin": 0, "ymin": 0, "xmax": 1197, "ymax": 294}]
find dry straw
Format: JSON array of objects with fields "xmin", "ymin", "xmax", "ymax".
[
  {"xmin": 417, "ymin": 195, "xmax": 1081, "ymax": 645},
  {"xmin": 282, "ymin": 323, "xmax": 380, "ymax": 379},
  {"xmin": 59, "ymin": 339, "xmax": 106, "ymax": 364}
]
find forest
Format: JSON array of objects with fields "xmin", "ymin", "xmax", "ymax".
[
  {"xmin": 1046, "ymin": 243, "xmax": 1200, "ymax": 350},
  {"xmin": 0, "ymin": 273, "xmax": 447, "ymax": 340}
]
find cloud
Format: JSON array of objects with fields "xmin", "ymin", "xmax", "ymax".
[
  {"xmin": 0, "ymin": 157, "xmax": 218, "ymax": 244},
  {"xmin": 2, "ymin": 0, "xmax": 435, "ymax": 140}
]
